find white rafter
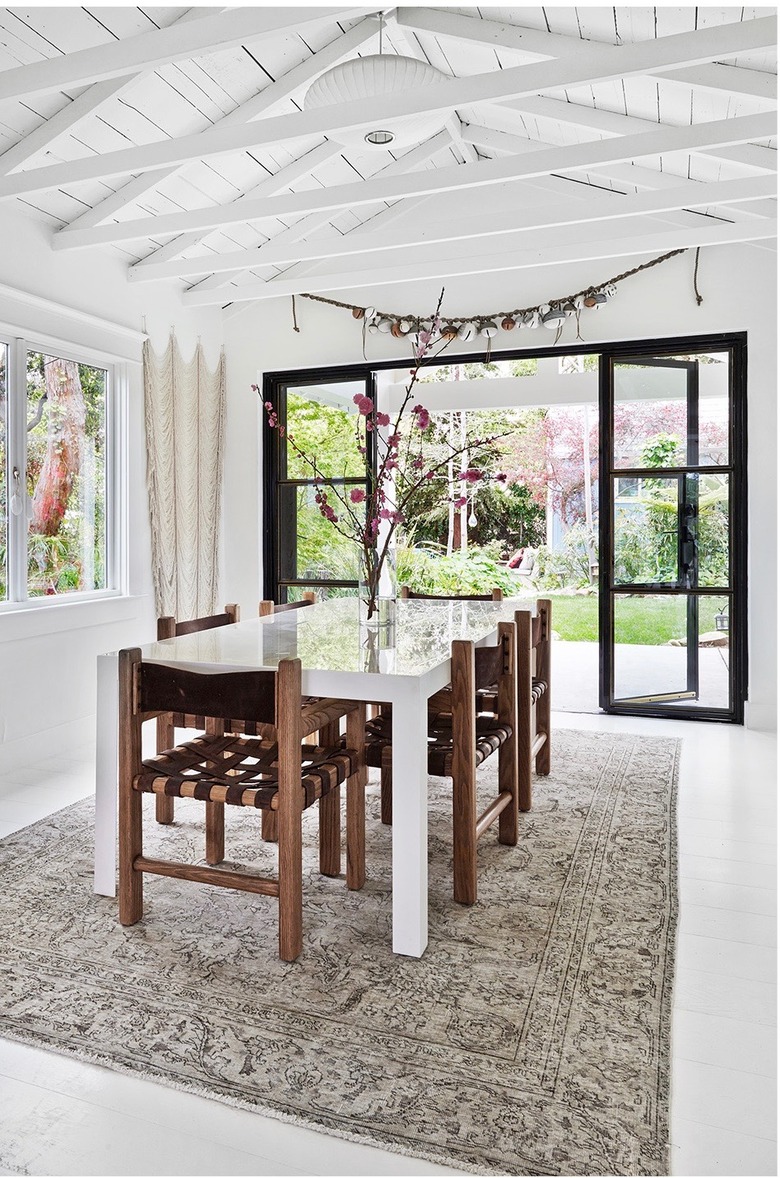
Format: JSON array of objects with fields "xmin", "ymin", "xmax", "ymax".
[
  {"xmin": 64, "ymin": 16, "xmax": 379, "ymax": 234},
  {"xmin": 4, "ymin": 15, "xmax": 775, "ymax": 201},
  {"xmin": 396, "ymin": 7, "xmax": 778, "ymax": 102},
  {"xmin": 50, "ymin": 111, "xmax": 777, "ymax": 250},
  {"xmin": 0, "ymin": 8, "xmax": 226, "ymax": 177},
  {"xmin": 0, "ymin": 8, "xmax": 373, "ymax": 103},
  {"xmin": 187, "ymin": 129, "xmax": 454, "ymax": 294},
  {"xmin": 127, "ymin": 176, "xmax": 775, "ymax": 283},
  {"xmin": 180, "ymin": 218, "xmax": 775, "ymax": 305}
]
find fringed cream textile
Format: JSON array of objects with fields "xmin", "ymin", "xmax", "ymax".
[{"xmin": 143, "ymin": 334, "xmax": 225, "ymax": 620}]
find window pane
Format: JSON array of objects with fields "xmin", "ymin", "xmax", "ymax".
[
  {"xmin": 285, "ymin": 382, "xmax": 367, "ymax": 480},
  {"xmin": 613, "ymin": 592, "xmax": 730, "ymax": 711},
  {"xmin": 26, "ymin": 352, "xmax": 107, "ymax": 597},
  {"xmin": 613, "ymin": 353, "xmax": 730, "ymax": 470},
  {"xmin": 277, "ymin": 483, "xmax": 361, "ymax": 584},
  {"xmin": 613, "ymin": 475, "xmax": 680, "ymax": 586},
  {"xmin": 688, "ymin": 472, "xmax": 730, "ymax": 589},
  {"xmin": 0, "ymin": 344, "xmax": 7, "ymax": 600},
  {"xmin": 283, "ymin": 584, "xmax": 358, "ymax": 603}
]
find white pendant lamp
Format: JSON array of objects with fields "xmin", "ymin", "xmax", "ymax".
[{"xmin": 304, "ymin": 15, "xmax": 449, "ymax": 152}]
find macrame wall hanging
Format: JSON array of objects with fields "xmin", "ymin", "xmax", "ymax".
[{"xmin": 143, "ymin": 333, "xmax": 226, "ymax": 620}]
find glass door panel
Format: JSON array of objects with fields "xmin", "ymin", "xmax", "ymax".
[{"xmin": 601, "ymin": 350, "xmax": 738, "ymax": 721}]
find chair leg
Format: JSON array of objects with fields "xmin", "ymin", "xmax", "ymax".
[
  {"xmin": 155, "ymin": 716, "xmax": 175, "ymax": 824},
  {"xmin": 346, "ymin": 704, "xmax": 366, "ymax": 891},
  {"xmin": 516, "ymin": 611, "xmax": 533, "ymax": 812},
  {"xmin": 536, "ymin": 698, "xmax": 551, "ymax": 776},
  {"xmin": 453, "ymin": 764, "xmax": 478, "ymax": 905},
  {"xmin": 205, "ymin": 802, "xmax": 225, "ymax": 865},
  {"xmin": 278, "ymin": 801, "xmax": 303, "ymax": 962},
  {"xmin": 380, "ymin": 754, "xmax": 393, "ymax": 825},
  {"xmin": 498, "ymin": 739, "xmax": 518, "ymax": 847},
  {"xmin": 261, "ymin": 810, "xmax": 278, "ymax": 842},
  {"xmin": 318, "ymin": 787, "xmax": 341, "ymax": 877}
]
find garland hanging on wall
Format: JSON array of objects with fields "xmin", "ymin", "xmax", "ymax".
[{"xmin": 293, "ymin": 247, "xmax": 701, "ymax": 353}]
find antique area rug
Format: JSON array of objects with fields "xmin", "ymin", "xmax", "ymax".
[{"xmin": 0, "ymin": 729, "xmax": 679, "ymax": 1176}]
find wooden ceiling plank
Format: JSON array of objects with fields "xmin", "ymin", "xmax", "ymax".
[
  {"xmin": 0, "ymin": 8, "xmax": 227, "ymax": 178},
  {"xmin": 52, "ymin": 17, "xmax": 377, "ymax": 233},
  {"xmin": 128, "ymin": 175, "xmax": 775, "ymax": 282},
  {"xmin": 49, "ymin": 110, "xmax": 777, "ymax": 249},
  {"xmin": 0, "ymin": 8, "xmax": 372, "ymax": 102},
  {"xmin": 184, "ymin": 131, "xmax": 453, "ymax": 292},
  {"xmin": 129, "ymin": 140, "xmax": 342, "ymax": 266},
  {"xmin": 181, "ymin": 218, "xmax": 776, "ymax": 305},
  {"xmin": 5, "ymin": 14, "xmax": 776, "ymax": 198},
  {"xmin": 397, "ymin": 6, "xmax": 777, "ymax": 101}
]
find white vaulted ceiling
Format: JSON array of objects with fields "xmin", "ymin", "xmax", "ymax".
[{"xmin": 0, "ymin": 5, "xmax": 775, "ymax": 307}]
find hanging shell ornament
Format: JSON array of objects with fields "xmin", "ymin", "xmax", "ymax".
[
  {"xmin": 457, "ymin": 322, "xmax": 477, "ymax": 342},
  {"xmin": 390, "ymin": 321, "xmax": 404, "ymax": 337},
  {"xmin": 398, "ymin": 319, "xmax": 411, "ymax": 334},
  {"xmin": 583, "ymin": 292, "xmax": 598, "ymax": 308},
  {"xmin": 352, "ymin": 307, "xmax": 365, "ymax": 319},
  {"xmin": 592, "ymin": 290, "xmax": 608, "ymax": 306},
  {"xmin": 364, "ymin": 306, "xmax": 376, "ymax": 319},
  {"xmin": 527, "ymin": 310, "xmax": 542, "ymax": 329},
  {"xmin": 603, "ymin": 284, "xmax": 617, "ymax": 299},
  {"xmin": 479, "ymin": 320, "xmax": 499, "ymax": 338},
  {"xmin": 538, "ymin": 303, "xmax": 551, "ymax": 317},
  {"xmin": 441, "ymin": 323, "xmax": 459, "ymax": 340},
  {"xmin": 542, "ymin": 305, "xmax": 566, "ymax": 329},
  {"xmin": 563, "ymin": 300, "xmax": 577, "ymax": 316},
  {"xmin": 367, "ymin": 322, "xmax": 379, "ymax": 334},
  {"xmin": 377, "ymin": 317, "xmax": 394, "ymax": 333},
  {"xmin": 501, "ymin": 316, "xmax": 516, "ymax": 331}
]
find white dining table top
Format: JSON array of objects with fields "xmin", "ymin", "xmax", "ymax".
[{"xmin": 139, "ymin": 596, "xmax": 532, "ymax": 679}]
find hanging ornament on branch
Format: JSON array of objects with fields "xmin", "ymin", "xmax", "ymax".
[{"xmin": 294, "ymin": 247, "xmax": 698, "ymax": 355}]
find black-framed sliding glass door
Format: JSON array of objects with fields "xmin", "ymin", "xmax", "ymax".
[
  {"xmin": 599, "ymin": 345, "xmax": 746, "ymax": 722},
  {"xmin": 262, "ymin": 371, "xmax": 373, "ymax": 602}
]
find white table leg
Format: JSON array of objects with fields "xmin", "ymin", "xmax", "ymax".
[
  {"xmin": 391, "ymin": 686, "xmax": 429, "ymax": 957},
  {"xmin": 94, "ymin": 651, "xmax": 118, "ymax": 897}
]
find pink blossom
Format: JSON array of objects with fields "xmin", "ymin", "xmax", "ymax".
[
  {"xmin": 453, "ymin": 496, "xmax": 468, "ymax": 508},
  {"xmin": 411, "ymin": 457, "xmax": 423, "ymax": 470},
  {"xmin": 365, "ymin": 420, "xmax": 374, "ymax": 432},
  {"xmin": 349, "ymin": 488, "xmax": 366, "ymax": 504},
  {"xmin": 412, "ymin": 403, "xmax": 430, "ymax": 431},
  {"xmin": 376, "ymin": 411, "xmax": 391, "ymax": 427},
  {"xmin": 387, "ymin": 432, "xmax": 401, "ymax": 449},
  {"xmin": 460, "ymin": 468, "xmax": 483, "ymax": 483},
  {"xmin": 353, "ymin": 393, "xmax": 374, "ymax": 416},
  {"xmin": 495, "ymin": 472, "xmax": 508, "ymax": 483}
]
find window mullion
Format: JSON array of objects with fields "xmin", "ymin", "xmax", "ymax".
[{"xmin": 7, "ymin": 338, "xmax": 28, "ymax": 602}]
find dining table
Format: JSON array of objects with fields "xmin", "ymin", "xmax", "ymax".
[{"xmin": 94, "ymin": 595, "xmax": 529, "ymax": 957}]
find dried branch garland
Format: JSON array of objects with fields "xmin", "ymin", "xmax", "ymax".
[{"xmin": 293, "ymin": 247, "xmax": 696, "ymax": 347}]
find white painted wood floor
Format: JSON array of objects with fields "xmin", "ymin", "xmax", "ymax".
[{"xmin": 0, "ymin": 712, "xmax": 775, "ymax": 1177}]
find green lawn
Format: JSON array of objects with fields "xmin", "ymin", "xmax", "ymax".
[{"xmin": 544, "ymin": 594, "xmax": 727, "ymax": 644}]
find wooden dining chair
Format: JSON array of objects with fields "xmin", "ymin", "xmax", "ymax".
[
  {"xmin": 364, "ymin": 623, "xmax": 517, "ymax": 905},
  {"xmin": 118, "ymin": 649, "xmax": 367, "ymax": 961},
  {"xmin": 257, "ymin": 594, "xmax": 329, "ymax": 846},
  {"xmin": 380, "ymin": 588, "xmax": 504, "ymax": 825},
  {"xmin": 515, "ymin": 601, "xmax": 552, "ymax": 811},
  {"xmin": 155, "ymin": 603, "xmax": 240, "ymax": 832}
]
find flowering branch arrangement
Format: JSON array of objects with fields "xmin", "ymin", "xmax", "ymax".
[{"xmin": 256, "ymin": 292, "xmax": 509, "ymax": 620}]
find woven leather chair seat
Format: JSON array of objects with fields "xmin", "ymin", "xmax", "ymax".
[
  {"xmin": 363, "ymin": 713, "xmax": 512, "ymax": 779},
  {"xmin": 137, "ymin": 734, "xmax": 357, "ymax": 811}
]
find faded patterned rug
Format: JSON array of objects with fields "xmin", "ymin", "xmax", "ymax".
[{"xmin": 0, "ymin": 729, "xmax": 679, "ymax": 1176}]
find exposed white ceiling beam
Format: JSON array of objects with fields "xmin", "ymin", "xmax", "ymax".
[
  {"xmin": 493, "ymin": 94, "xmax": 777, "ymax": 174},
  {"xmin": 132, "ymin": 141, "xmax": 343, "ymax": 270},
  {"xmin": 0, "ymin": 8, "xmax": 372, "ymax": 103},
  {"xmin": 186, "ymin": 129, "xmax": 455, "ymax": 293},
  {"xmin": 6, "ymin": 15, "xmax": 775, "ymax": 200},
  {"xmin": 63, "ymin": 16, "xmax": 379, "ymax": 231},
  {"xmin": 0, "ymin": 7, "xmax": 226, "ymax": 177},
  {"xmin": 51, "ymin": 111, "xmax": 776, "ymax": 250},
  {"xmin": 397, "ymin": 7, "xmax": 778, "ymax": 103},
  {"xmin": 461, "ymin": 122, "xmax": 778, "ymax": 223},
  {"xmin": 181, "ymin": 219, "xmax": 775, "ymax": 305},
  {"xmin": 130, "ymin": 176, "xmax": 774, "ymax": 283}
]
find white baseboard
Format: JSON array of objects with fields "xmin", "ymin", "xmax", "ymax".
[
  {"xmin": 744, "ymin": 701, "xmax": 778, "ymax": 732},
  {"xmin": 0, "ymin": 715, "xmax": 94, "ymax": 776}
]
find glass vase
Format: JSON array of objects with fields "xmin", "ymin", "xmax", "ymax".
[{"xmin": 359, "ymin": 543, "xmax": 397, "ymax": 632}]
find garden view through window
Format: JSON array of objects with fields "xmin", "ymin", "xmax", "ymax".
[
  {"xmin": 0, "ymin": 342, "xmax": 111, "ymax": 604},
  {"xmin": 266, "ymin": 340, "xmax": 743, "ymax": 720}
]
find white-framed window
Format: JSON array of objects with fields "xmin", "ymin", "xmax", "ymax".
[{"xmin": 0, "ymin": 332, "xmax": 125, "ymax": 609}]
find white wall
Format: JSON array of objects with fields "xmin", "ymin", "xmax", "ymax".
[
  {"xmin": 223, "ymin": 243, "xmax": 777, "ymax": 729},
  {"xmin": 0, "ymin": 203, "xmax": 224, "ymax": 769}
]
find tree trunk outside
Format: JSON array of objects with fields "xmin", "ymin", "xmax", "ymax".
[{"xmin": 31, "ymin": 358, "xmax": 86, "ymax": 536}]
